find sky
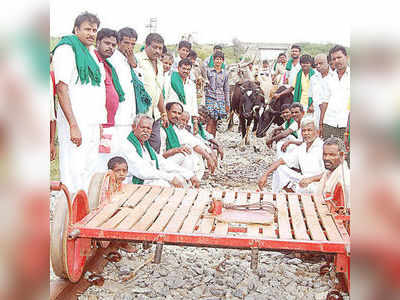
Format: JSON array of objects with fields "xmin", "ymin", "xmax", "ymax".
[{"xmin": 50, "ymin": 0, "xmax": 350, "ymax": 47}]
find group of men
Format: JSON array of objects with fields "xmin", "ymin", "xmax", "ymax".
[
  {"xmin": 51, "ymin": 11, "xmax": 350, "ymax": 200},
  {"xmin": 257, "ymin": 44, "xmax": 350, "ymax": 199},
  {"xmin": 51, "ymin": 11, "xmax": 227, "ymax": 194}
]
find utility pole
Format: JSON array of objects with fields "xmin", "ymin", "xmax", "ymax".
[{"xmin": 145, "ymin": 17, "xmax": 157, "ymax": 34}]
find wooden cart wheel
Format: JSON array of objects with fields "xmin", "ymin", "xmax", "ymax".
[
  {"xmin": 87, "ymin": 172, "xmax": 106, "ymax": 211},
  {"xmin": 65, "ymin": 190, "xmax": 91, "ymax": 282},
  {"xmin": 50, "ymin": 190, "xmax": 91, "ymax": 282},
  {"xmin": 50, "ymin": 191, "xmax": 68, "ymax": 279}
]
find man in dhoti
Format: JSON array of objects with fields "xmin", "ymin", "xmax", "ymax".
[
  {"xmin": 258, "ymin": 117, "xmax": 325, "ymax": 193},
  {"xmin": 159, "ymin": 102, "xmax": 217, "ymax": 180},
  {"xmin": 52, "ymin": 12, "xmax": 106, "ymax": 194},
  {"xmin": 116, "ymin": 114, "xmax": 200, "ymax": 188}
]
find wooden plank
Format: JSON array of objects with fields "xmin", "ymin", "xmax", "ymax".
[
  {"xmin": 101, "ymin": 207, "xmax": 133, "ymax": 229},
  {"xmin": 180, "ymin": 189, "xmax": 211, "ymax": 234},
  {"xmin": 82, "ymin": 184, "xmax": 138, "ymax": 225},
  {"xmin": 212, "ymin": 189, "xmax": 223, "ymax": 199},
  {"xmin": 123, "ymin": 185, "xmax": 152, "ymax": 208},
  {"xmin": 197, "ymin": 215, "xmax": 215, "ymax": 234},
  {"xmin": 261, "ymin": 193, "xmax": 277, "ymax": 238},
  {"xmin": 313, "ymin": 194, "xmax": 343, "ymax": 242},
  {"xmin": 131, "ymin": 188, "xmax": 175, "ymax": 232},
  {"xmin": 276, "ymin": 193, "xmax": 292, "ymax": 239},
  {"xmin": 235, "ymin": 191, "xmax": 249, "ymax": 206},
  {"xmin": 163, "ymin": 189, "xmax": 199, "ymax": 233},
  {"xmin": 300, "ymin": 194, "xmax": 326, "ymax": 241},
  {"xmin": 247, "ymin": 192, "xmax": 262, "ymax": 237},
  {"xmin": 287, "ymin": 194, "xmax": 310, "ymax": 240},
  {"xmin": 148, "ymin": 188, "xmax": 187, "ymax": 232},
  {"xmin": 213, "ymin": 221, "xmax": 229, "ymax": 235},
  {"xmin": 116, "ymin": 186, "xmax": 163, "ymax": 230},
  {"xmin": 212, "ymin": 189, "xmax": 235, "ymax": 236},
  {"xmin": 223, "ymin": 190, "xmax": 236, "ymax": 204}
]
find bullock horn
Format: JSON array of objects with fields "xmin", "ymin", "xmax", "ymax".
[{"xmin": 252, "ymin": 105, "xmax": 260, "ymax": 112}]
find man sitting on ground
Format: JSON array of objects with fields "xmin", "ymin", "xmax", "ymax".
[
  {"xmin": 116, "ymin": 114, "xmax": 200, "ymax": 188},
  {"xmin": 279, "ymin": 103, "xmax": 305, "ymax": 155},
  {"xmin": 317, "ymin": 137, "xmax": 350, "ymax": 207},
  {"xmin": 159, "ymin": 102, "xmax": 217, "ymax": 180},
  {"xmin": 178, "ymin": 111, "xmax": 219, "ymax": 164},
  {"xmin": 258, "ymin": 117, "xmax": 325, "ymax": 193},
  {"xmin": 265, "ymin": 104, "xmax": 299, "ymax": 159}
]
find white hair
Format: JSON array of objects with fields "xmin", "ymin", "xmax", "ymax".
[
  {"xmin": 314, "ymin": 53, "xmax": 328, "ymax": 62},
  {"xmin": 133, "ymin": 114, "xmax": 154, "ymax": 127},
  {"xmin": 300, "ymin": 116, "xmax": 316, "ymax": 128}
]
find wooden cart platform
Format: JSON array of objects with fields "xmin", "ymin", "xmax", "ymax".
[{"xmin": 74, "ymin": 184, "xmax": 349, "ymax": 254}]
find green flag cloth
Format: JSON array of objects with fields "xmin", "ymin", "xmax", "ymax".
[
  {"xmin": 208, "ymin": 55, "xmax": 225, "ymax": 69},
  {"xmin": 285, "ymin": 58, "xmax": 293, "ymax": 71},
  {"xmin": 130, "ymin": 68, "xmax": 152, "ymax": 113},
  {"xmin": 284, "ymin": 118, "xmax": 298, "ymax": 139},
  {"xmin": 163, "ymin": 125, "xmax": 181, "ymax": 150},
  {"xmin": 171, "ymin": 71, "xmax": 186, "ymax": 104},
  {"xmin": 293, "ymin": 68, "xmax": 315, "ymax": 108},
  {"xmin": 104, "ymin": 59, "xmax": 125, "ymax": 102},
  {"xmin": 127, "ymin": 132, "xmax": 159, "ymax": 184},
  {"xmin": 273, "ymin": 61, "xmax": 278, "ymax": 72},
  {"xmin": 52, "ymin": 35, "xmax": 101, "ymax": 86}
]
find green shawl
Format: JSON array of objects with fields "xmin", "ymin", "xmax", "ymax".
[
  {"xmin": 52, "ymin": 35, "xmax": 101, "ymax": 86},
  {"xmin": 171, "ymin": 71, "xmax": 186, "ymax": 104},
  {"xmin": 293, "ymin": 68, "xmax": 315, "ymax": 108},
  {"xmin": 284, "ymin": 118, "xmax": 298, "ymax": 139},
  {"xmin": 196, "ymin": 121, "xmax": 208, "ymax": 140},
  {"xmin": 104, "ymin": 59, "xmax": 125, "ymax": 102},
  {"xmin": 163, "ymin": 125, "xmax": 181, "ymax": 150},
  {"xmin": 208, "ymin": 55, "xmax": 225, "ymax": 69},
  {"xmin": 130, "ymin": 68, "xmax": 152, "ymax": 113},
  {"xmin": 285, "ymin": 58, "xmax": 293, "ymax": 71},
  {"xmin": 127, "ymin": 132, "xmax": 159, "ymax": 184}
]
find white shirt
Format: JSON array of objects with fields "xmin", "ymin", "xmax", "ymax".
[
  {"xmin": 108, "ymin": 50, "xmax": 136, "ymax": 125},
  {"xmin": 53, "ymin": 44, "xmax": 107, "ymax": 125},
  {"xmin": 160, "ymin": 125, "xmax": 205, "ymax": 155},
  {"xmin": 286, "ymin": 60, "xmax": 302, "ymax": 87},
  {"xmin": 322, "ymin": 67, "xmax": 350, "ymax": 127},
  {"xmin": 164, "ymin": 74, "xmax": 199, "ymax": 118},
  {"xmin": 117, "ymin": 136, "xmax": 194, "ymax": 182},
  {"xmin": 283, "ymin": 137, "xmax": 325, "ymax": 178}
]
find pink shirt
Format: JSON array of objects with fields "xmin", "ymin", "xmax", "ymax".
[{"xmin": 95, "ymin": 50, "xmax": 119, "ymax": 128}]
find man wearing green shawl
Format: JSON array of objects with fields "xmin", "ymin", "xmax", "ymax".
[
  {"xmin": 204, "ymin": 45, "xmax": 225, "ymax": 70},
  {"xmin": 115, "ymin": 114, "xmax": 200, "ymax": 188},
  {"xmin": 109, "ymin": 27, "xmax": 152, "ymax": 146},
  {"xmin": 52, "ymin": 12, "xmax": 106, "ymax": 193},
  {"xmin": 273, "ymin": 54, "xmax": 315, "ymax": 114},
  {"xmin": 164, "ymin": 58, "xmax": 200, "ymax": 135},
  {"xmin": 285, "ymin": 44, "xmax": 301, "ymax": 86},
  {"xmin": 265, "ymin": 104, "xmax": 300, "ymax": 159},
  {"xmin": 94, "ymin": 28, "xmax": 125, "ymax": 129},
  {"xmin": 158, "ymin": 102, "xmax": 217, "ymax": 180}
]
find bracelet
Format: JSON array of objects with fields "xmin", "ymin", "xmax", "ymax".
[
  {"xmin": 161, "ymin": 112, "xmax": 167, "ymax": 117},
  {"xmin": 344, "ymin": 133, "xmax": 349, "ymax": 136}
]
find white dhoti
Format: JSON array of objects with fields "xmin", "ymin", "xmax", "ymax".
[
  {"xmin": 272, "ymin": 165, "xmax": 318, "ymax": 194},
  {"xmin": 166, "ymin": 152, "xmax": 205, "ymax": 180},
  {"xmin": 276, "ymin": 136, "xmax": 298, "ymax": 160},
  {"xmin": 57, "ymin": 109, "xmax": 100, "ymax": 194}
]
